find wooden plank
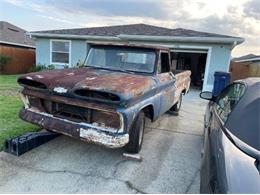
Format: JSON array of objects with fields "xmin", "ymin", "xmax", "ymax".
[{"xmin": 0, "ymin": 45, "xmax": 35, "ymax": 74}]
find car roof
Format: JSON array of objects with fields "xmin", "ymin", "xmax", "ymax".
[
  {"xmin": 239, "ymin": 77, "xmax": 260, "ymax": 85},
  {"xmin": 225, "ymin": 77, "xmax": 260, "ymax": 151}
]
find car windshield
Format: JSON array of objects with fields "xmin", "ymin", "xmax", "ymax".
[{"xmin": 86, "ymin": 46, "xmax": 156, "ymax": 73}]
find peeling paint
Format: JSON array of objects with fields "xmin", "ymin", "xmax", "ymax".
[
  {"xmin": 85, "ymin": 77, "xmax": 96, "ymax": 80},
  {"xmin": 79, "ymin": 128, "xmax": 129, "ymax": 148},
  {"xmin": 35, "ymin": 75, "xmax": 44, "ymax": 79},
  {"xmin": 26, "ymin": 76, "xmax": 33, "ymax": 80}
]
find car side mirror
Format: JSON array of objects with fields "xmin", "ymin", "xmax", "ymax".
[{"xmin": 200, "ymin": 91, "xmax": 213, "ymax": 101}]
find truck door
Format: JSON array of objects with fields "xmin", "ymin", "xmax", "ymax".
[{"xmin": 157, "ymin": 51, "xmax": 176, "ymax": 115}]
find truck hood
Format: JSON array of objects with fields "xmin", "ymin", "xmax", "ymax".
[{"xmin": 18, "ymin": 67, "xmax": 157, "ymax": 102}]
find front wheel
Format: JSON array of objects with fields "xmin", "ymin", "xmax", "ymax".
[
  {"xmin": 125, "ymin": 111, "xmax": 145, "ymax": 153},
  {"xmin": 168, "ymin": 93, "xmax": 183, "ymax": 115}
]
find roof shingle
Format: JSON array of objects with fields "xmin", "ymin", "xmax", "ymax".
[
  {"xmin": 0, "ymin": 21, "xmax": 35, "ymax": 47},
  {"xmin": 31, "ymin": 23, "xmax": 239, "ymax": 39}
]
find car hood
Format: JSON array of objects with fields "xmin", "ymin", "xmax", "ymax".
[{"xmin": 18, "ymin": 67, "xmax": 157, "ymax": 102}]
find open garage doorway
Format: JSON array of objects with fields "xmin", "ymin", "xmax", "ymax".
[{"xmin": 170, "ymin": 51, "xmax": 208, "ymax": 89}]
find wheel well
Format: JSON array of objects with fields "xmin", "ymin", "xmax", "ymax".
[
  {"xmin": 182, "ymin": 89, "xmax": 186, "ymax": 94},
  {"xmin": 142, "ymin": 105, "xmax": 154, "ymax": 121}
]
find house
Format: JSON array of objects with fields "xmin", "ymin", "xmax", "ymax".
[
  {"xmin": 230, "ymin": 54, "xmax": 260, "ymax": 81},
  {"xmin": 0, "ymin": 21, "xmax": 36, "ymax": 74},
  {"xmin": 29, "ymin": 23, "xmax": 244, "ymax": 91}
]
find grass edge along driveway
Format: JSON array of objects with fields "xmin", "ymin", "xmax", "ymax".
[{"xmin": 0, "ymin": 75, "xmax": 40, "ymax": 151}]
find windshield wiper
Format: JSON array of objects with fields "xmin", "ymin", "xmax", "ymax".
[
  {"xmin": 85, "ymin": 65, "xmax": 111, "ymax": 71},
  {"xmin": 113, "ymin": 69, "xmax": 135, "ymax": 74},
  {"xmin": 86, "ymin": 65, "xmax": 135, "ymax": 74}
]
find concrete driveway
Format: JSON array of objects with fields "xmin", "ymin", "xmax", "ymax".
[{"xmin": 0, "ymin": 89, "xmax": 207, "ymax": 193}]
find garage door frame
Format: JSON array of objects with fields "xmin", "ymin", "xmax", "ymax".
[
  {"xmin": 130, "ymin": 42, "xmax": 213, "ymax": 91},
  {"xmin": 160, "ymin": 44, "xmax": 212, "ymax": 91}
]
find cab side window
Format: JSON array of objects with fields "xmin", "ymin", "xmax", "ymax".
[
  {"xmin": 158, "ymin": 52, "xmax": 170, "ymax": 73},
  {"xmin": 215, "ymin": 83, "xmax": 246, "ymax": 123}
]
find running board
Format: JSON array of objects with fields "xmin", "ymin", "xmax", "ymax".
[{"xmin": 4, "ymin": 130, "xmax": 60, "ymax": 156}]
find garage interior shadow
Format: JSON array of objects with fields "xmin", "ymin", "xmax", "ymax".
[{"xmin": 171, "ymin": 52, "xmax": 207, "ymax": 90}]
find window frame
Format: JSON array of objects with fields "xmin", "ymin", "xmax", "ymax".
[
  {"xmin": 85, "ymin": 46, "xmax": 157, "ymax": 74},
  {"xmin": 157, "ymin": 51, "xmax": 171, "ymax": 74},
  {"xmin": 50, "ymin": 39, "xmax": 71, "ymax": 66},
  {"xmin": 214, "ymin": 82, "xmax": 246, "ymax": 123}
]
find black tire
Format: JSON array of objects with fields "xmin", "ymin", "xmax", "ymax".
[
  {"xmin": 168, "ymin": 93, "xmax": 183, "ymax": 115},
  {"xmin": 125, "ymin": 111, "xmax": 145, "ymax": 154}
]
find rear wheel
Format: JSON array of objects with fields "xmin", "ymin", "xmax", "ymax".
[
  {"xmin": 168, "ymin": 93, "xmax": 183, "ymax": 115},
  {"xmin": 125, "ymin": 111, "xmax": 145, "ymax": 153}
]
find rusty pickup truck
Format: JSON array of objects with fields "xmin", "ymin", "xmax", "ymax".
[{"xmin": 17, "ymin": 43, "xmax": 191, "ymax": 153}]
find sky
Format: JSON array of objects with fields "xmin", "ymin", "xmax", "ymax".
[{"xmin": 0, "ymin": 0, "xmax": 259, "ymax": 57}]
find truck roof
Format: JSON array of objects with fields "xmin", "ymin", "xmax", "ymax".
[{"xmin": 88, "ymin": 42, "xmax": 170, "ymax": 51}]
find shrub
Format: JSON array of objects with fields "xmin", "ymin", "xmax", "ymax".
[
  {"xmin": 28, "ymin": 64, "xmax": 47, "ymax": 72},
  {"xmin": 76, "ymin": 59, "xmax": 85, "ymax": 68},
  {"xmin": 47, "ymin": 64, "xmax": 55, "ymax": 70},
  {"xmin": 0, "ymin": 55, "xmax": 12, "ymax": 70},
  {"xmin": 28, "ymin": 63, "xmax": 72, "ymax": 73},
  {"xmin": 28, "ymin": 64, "xmax": 56, "ymax": 72},
  {"xmin": 63, "ymin": 64, "xmax": 69, "ymax": 69}
]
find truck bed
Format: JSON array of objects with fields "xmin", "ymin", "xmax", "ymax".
[{"xmin": 173, "ymin": 69, "xmax": 191, "ymax": 96}]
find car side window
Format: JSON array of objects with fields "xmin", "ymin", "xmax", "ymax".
[
  {"xmin": 158, "ymin": 52, "xmax": 170, "ymax": 73},
  {"xmin": 215, "ymin": 83, "xmax": 246, "ymax": 123}
]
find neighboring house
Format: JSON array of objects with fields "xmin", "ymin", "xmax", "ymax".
[
  {"xmin": 29, "ymin": 23, "xmax": 244, "ymax": 91},
  {"xmin": 230, "ymin": 54, "xmax": 260, "ymax": 81},
  {"xmin": 232, "ymin": 54, "xmax": 260, "ymax": 63},
  {"xmin": 0, "ymin": 21, "xmax": 35, "ymax": 74}
]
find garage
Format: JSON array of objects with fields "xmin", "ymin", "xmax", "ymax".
[{"xmin": 170, "ymin": 50, "xmax": 208, "ymax": 89}]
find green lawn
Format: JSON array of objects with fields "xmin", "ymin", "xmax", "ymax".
[
  {"xmin": 0, "ymin": 75, "xmax": 21, "ymax": 90},
  {"xmin": 0, "ymin": 75, "xmax": 40, "ymax": 150}
]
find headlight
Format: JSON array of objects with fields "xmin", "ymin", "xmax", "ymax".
[{"xmin": 91, "ymin": 110, "xmax": 123, "ymax": 133}]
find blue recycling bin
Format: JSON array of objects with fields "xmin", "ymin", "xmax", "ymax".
[{"xmin": 212, "ymin": 71, "xmax": 231, "ymax": 97}]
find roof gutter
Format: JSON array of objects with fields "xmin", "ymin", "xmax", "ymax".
[
  {"xmin": 234, "ymin": 57, "xmax": 260, "ymax": 63},
  {"xmin": 28, "ymin": 32, "xmax": 120, "ymax": 41},
  {"xmin": 28, "ymin": 32, "xmax": 244, "ymax": 45},
  {"xmin": 0, "ymin": 40, "xmax": 35, "ymax": 49},
  {"xmin": 118, "ymin": 34, "xmax": 245, "ymax": 45}
]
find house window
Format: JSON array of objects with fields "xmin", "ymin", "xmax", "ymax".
[{"xmin": 51, "ymin": 40, "xmax": 70, "ymax": 64}]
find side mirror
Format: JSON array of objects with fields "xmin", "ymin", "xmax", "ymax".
[{"xmin": 200, "ymin": 91, "xmax": 213, "ymax": 100}]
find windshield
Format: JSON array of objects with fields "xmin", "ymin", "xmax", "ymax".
[{"xmin": 86, "ymin": 46, "xmax": 156, "ymax": 73}]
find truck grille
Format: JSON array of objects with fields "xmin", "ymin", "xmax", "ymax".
[{"xmin": 27, "ymin": 96, "xmax": 120, "ymax": 129}]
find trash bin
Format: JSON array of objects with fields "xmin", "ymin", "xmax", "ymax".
[{"xmin": 212, "ymin": 71, "xmax": 231, "ymax": 97}]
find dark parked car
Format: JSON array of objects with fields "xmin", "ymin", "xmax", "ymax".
[{"xmin": 200, "ymin": 78, "xmax": 260, "ymax": 193}]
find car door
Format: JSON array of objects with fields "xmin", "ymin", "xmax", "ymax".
[
  {"xmin": 201, "ymin": 83, "xmax": 246, "ymax": 193},
  {"xmin": 156, "ymin": 51, "xmax": 176, "ymax": 115}
]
